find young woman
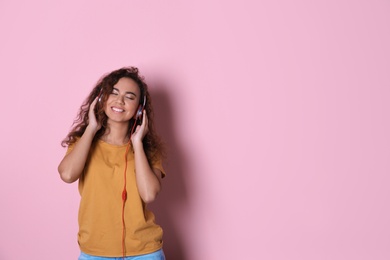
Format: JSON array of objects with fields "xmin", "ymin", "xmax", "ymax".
[{"xmin": 58, "ymin": 67, "xmax": 166, "ymax": 260}]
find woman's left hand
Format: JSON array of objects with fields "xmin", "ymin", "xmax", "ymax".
[{"xmin": 131, "ymin": 110, "xmax": 148, "ymax": 145}]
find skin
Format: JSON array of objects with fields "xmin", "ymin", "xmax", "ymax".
[{"xmin": 58, "ymin": 77, "xmax": 162, "ymax": 203}]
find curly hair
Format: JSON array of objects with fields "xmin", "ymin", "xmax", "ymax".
[{"xmin": 61, "ymin": 66, "xmax": 165, "ymax": 163}]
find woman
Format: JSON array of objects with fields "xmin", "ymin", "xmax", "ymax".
[{"xmin": 58, "ymin": 67, "xmax": 166, "ymax": 259}]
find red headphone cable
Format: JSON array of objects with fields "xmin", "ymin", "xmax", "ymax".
[{"xmin": 121, "ymin": 121, "xmax": 137, "ymax": 259}]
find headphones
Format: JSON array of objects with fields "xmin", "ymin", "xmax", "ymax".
[
  {"xmin": 98, "ymin": 90, "xmax": 103, "ymax": 103},
  {"xmin": 135, "ymin": 95, "xmax": 146, "ymax": 125}
]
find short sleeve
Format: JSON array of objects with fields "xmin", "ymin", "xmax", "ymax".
[
  {"xmin": 65, "ymin": 138, "xmax": 79, "ymax": 155},
  {"xmin": 152, "ymin": 157, "xmax": 166, "ymax": 178}
]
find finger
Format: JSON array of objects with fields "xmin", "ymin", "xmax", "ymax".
[
  {"xmin": 134, "ymin": 125, "xmax": 140, "ymax": 134},
  {"xmin": 142, "ymin": 110, "xmax": 148, "ymax": 126},
  {"xmin": 90, "ymin": 97, "xmax": 98, "ymax": 111}
]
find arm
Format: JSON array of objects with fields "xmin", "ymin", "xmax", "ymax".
[
  {"xmin": 131, "ymin": 112, "xmax": 162, "ymax": 203},
  {"xmin": 58, "ymin": 98, "xmax": 101, "ymax": 183}
]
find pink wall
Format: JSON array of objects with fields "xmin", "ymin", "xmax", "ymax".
[{"xmin": 1, "ymin": 1, "xmax": 389, "ymax": 259}]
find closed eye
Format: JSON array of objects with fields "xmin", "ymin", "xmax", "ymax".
[{"xmin": 110, "ymin": 88, "xmax": 137, "ymax": 100}]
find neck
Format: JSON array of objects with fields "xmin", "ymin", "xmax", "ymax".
[{"xmin": 101, "ymin": 121, "xmax": 130, "ymax": 145}]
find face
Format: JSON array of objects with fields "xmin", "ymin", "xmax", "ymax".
[{"xmin": 104, "ymin": 77, "xmax": 141, "ymax": 125}]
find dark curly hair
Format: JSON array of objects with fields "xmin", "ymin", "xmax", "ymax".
[{"xmin": 61, "ymin": 66, "xmax": 165, "ymax": 163}]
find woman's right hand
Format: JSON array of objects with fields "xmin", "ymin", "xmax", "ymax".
[
  {"xmin": 58, "ymin": 97, "xmax": 102, "ymax": 183},
  {"xmin": 87, "ymin": 97, "xmax": 102, "ymax": 132}
]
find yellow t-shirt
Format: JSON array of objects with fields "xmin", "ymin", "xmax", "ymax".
[{"xmin": 67, "ymin": 140, "xmax": 165, "ymax": 257}]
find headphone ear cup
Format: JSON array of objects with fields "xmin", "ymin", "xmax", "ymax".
[
  {"xmin": 135, "ymin": 96, "xmax": 146, "ymax": 124},
  {"xmin": 97, "ymin": 88, "xmax": 103, "ymax": 102},
  {"xmin": 136, "ymin": 105, "xmax": 143, "ymax": 120}
]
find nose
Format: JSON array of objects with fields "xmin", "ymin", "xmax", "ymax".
[{"xmin": 115, "ymin": 94, "xmax": 125, "ymax": 104}]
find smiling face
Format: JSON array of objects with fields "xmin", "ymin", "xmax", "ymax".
[{"xmin": 104, "ymin": 77, "xmax": 141, "ymax": 126}]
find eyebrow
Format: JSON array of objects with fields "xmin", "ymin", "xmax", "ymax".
[{"xmin": 113, "ymin": 87, "xmax": 137, "ymax": 97}]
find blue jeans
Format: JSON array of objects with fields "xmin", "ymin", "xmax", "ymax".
[{"xmin": 78, "ymin": 249, "xmax": 165, "ymax": 260}]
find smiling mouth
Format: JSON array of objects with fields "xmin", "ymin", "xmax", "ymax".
[{"xmin": 111, "ymin": 107, "xmax": 125, "ymax": 112}]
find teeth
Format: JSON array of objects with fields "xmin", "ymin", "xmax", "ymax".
[{"xmin": 112, "ymin": 107, "xmax": 124, "ymax": 112}]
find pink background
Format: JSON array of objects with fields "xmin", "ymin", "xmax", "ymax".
[{"xmin": 1, "ymin": 0, "xmax": 389, "ymax": 259}]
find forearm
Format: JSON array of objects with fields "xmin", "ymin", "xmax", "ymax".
[
  {"xmin": 58, "ymin": 127, "xmax": 97, "ymax": 183},
  {"xmin": 133, "ymin": 142, "xmax": 162, "ymax": 203}
]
